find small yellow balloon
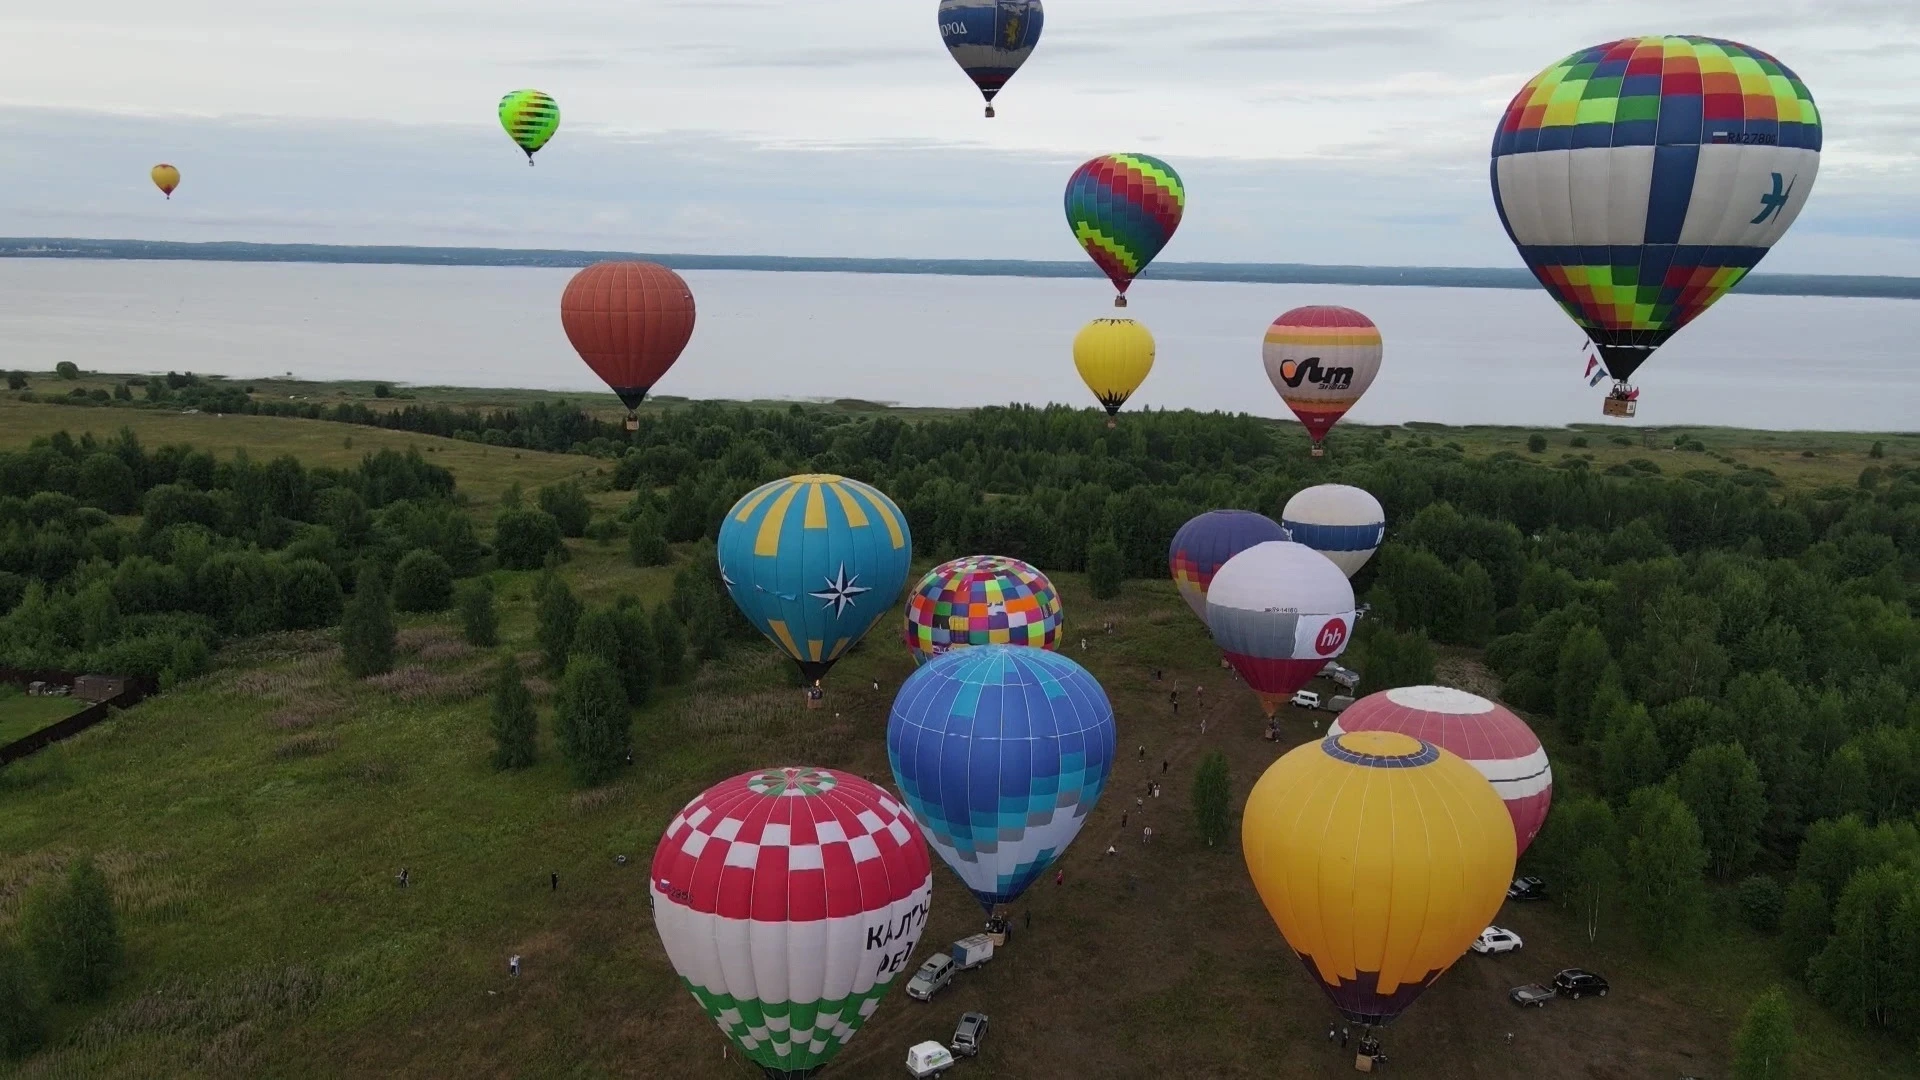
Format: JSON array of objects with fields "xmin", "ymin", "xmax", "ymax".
[
  {"xmin": 1072, "ymin": 317, "xmax": 1154, "ymax": 425},
  {"xmin": 151, "ymin": 164, "xmax": 180, "ymax": 199}
]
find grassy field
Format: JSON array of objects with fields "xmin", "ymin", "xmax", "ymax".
[
  {"xmin": 0, "ymin": 692, "xmax": 81, "ymax": 747},
  {"xmin": 2, "ymin": 543, "xmax": 1912, "ymax": 1078}
]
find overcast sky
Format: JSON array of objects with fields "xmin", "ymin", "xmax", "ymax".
[{"xmin": 2, "ymin": 1, "xmax": 1914, "ymax": 271}]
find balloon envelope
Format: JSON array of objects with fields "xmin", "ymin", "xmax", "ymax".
[
  {"xmin": 1262, "ymin": 306, "xmax": 1382, "ymax": 448},
  {"xmin": 1330, "ymin": 686, "xmax": 1553, "ymax": 856},
  {"xmin": 938, "ymin": 0, "xmax": 1043, "ymax": 116},
  {"xmin": 1168, "ymin": 510, "xmax": 1290, "ymax": 623},
  {"xmin": 1491, "ymin": 36, "xmax": 1820, "ymax": 386},
  {"xmin": 150, "ymin": 164, "xmax": 179, "ymax": 199},
  {"xmin": 1072, "ymin": 318, "xmax": 1154, "ymax": 419},
  {"xmin": 559, "ymin": 261, "xmax": 697, "ymax": 412},
  {"xmin": 651, "ymin": 766, "xmax": 933, "ymax": 1076},
  {"xmin": 904, "ymin": 555, "xmax": 1063, "ymax": 666},
  {"xmin": 718, "ymin": 474, "xmax": 913, "ymax": 684},
  {"xmin": 888, "ymin": 646, "xmax": 1115, "ymax": 911},
  {"xmin": 1281, "ymin": 484, "xmax": 1385, "ymax": 578},
  {"xmin": 1242, "ymin": 731, "xmax": 1516, "ymax": 1026},
  {"xmin": 1205, "ymin": 541, "xmax": 1354, "ymax": 714},
  {"xmin": 1064, "ymin": 154, "xmax": 1184, "ymax": 306},
  {"xmin": 498, "ymin": 89, "xmax": 560, "ymax": 161}
]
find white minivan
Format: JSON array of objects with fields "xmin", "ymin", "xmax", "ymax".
[{"xmin": 1290, "ymin": 690, "xmax": 1321, "ymax": 709}]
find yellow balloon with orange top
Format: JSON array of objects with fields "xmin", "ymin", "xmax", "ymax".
[
  {"xmin": 1072, "ymin": 317, "xmax": 1154, "ymax": 427},
  {"xmin": 1262, "ymin": 305, "xmax": 1382, "ymax": 456},
  {"xmin": 151, "ymin": 164, "xmax": 180, "ymax": 199},
  {"xmin": 1241, "ymin": 729, "xmax": 1515, "ymax": 1027}
]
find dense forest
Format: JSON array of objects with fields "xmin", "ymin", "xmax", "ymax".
[{"xmin": 3, "ymin": 395, "xmax": 1919, "ymax": 1050}]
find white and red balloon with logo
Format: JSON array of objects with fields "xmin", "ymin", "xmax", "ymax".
[
  {"xmin": 650, "ymin": 766, "xmax": 933, "ymax": 1077},
  {"xmin": 1204, "ymin": 540, "xmax": 1355, "ymax": 716},
  {"xmin": 1329, "ymin": 685, "xmax": 1553, "ymax": 855}
]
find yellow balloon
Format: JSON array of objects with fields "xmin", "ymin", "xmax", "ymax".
[
  {"xmin": 1072, "ymin": 318, "xmax": 1154, "ymax": 425},
  {"xmin": 151, "ymin": 164, "xmax": 180, "ymax": 199},
  {"xmin": 1241, "ymin": 730, "xmax": 1515, "ymax": 1026}
]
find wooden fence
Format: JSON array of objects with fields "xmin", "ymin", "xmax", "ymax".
[{"xmin": 0, "ymin": 667, "xmax": 157, "ymax": 767}]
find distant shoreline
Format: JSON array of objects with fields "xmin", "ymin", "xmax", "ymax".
[{"xmin": 4, "ymin": 237, "xmax": 1916, "ymax": 300}]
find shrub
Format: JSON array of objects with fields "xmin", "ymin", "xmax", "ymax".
[
  {"xmin": 489, "ymin": 659, "xmax": 538, "ymax": 769},
  {"xmin": 1087, "ymin": 535, "xmax": 1124, "ymax": 599},
  {"xmin": 341, "ymin": 567, "xmax": 397, "ymax": 678},
  {"xmin": 1737, "ymin": 875, "xmax": 1786, "ymax": 934},
  {"xmin": 274, "ymin": 557, "xmax": 344, "ymax": 630},
  {"xmin": 628, "ymin": 513, "xmax": 670, "ymax": 567},
  {"xmin": 494, "ymin": 508, "xmax": 564, "ymax": 570},
  {"xmin": 55, "ymin": 361, "xmax": 79, "ymax": 379},
  {"xmin": 1569, "ymin": 435, "xmax": 1589, "ymax": 448},
  {"xmin": 457, "ymin": 579, "xmax": 499, "ymax": 646},
  {"xmin": 4, "ymin": 371, "xmax": 25, "ymax": 391},
  {"xmin": 78, "ymin": 452, "xmax": 138, "ymax": 514},
  {"xmin": 552, "ymin": 655, "xmax": 630, "ymax": 787},
  {"xmin": 0, "ymin": 941, "xmax": 46, "ymax": 1059},
  {"xmin": 372, "ymin": 382, "xmax": 391, "ymax": 398},
  {"xmin": 169, "ymin": 635, "xmax": 212, "ymax": 683},
  {"xmin": 1867, "ymin": 440, "xmax": 1884, "ymax": 459},
  {"xmin": 653, "ymin": 604, "xmax": 687, "ymax": 685},
  {"xmin": 391, "ymin": 548, "xmax": 454, "ymax": 613},
  {"xmin": 1527, "ymin": 433, "xmax": 1548, "ymax": 453},
  {"xmin": 536, "ymin": 572, "xmax": 582, "ymax": 674},
  {"xmin": 538, "ymin": 482, "xmax": 592, "ymax": 539},
  {"xmin": 21, "ymin": 854, "xmax": 124, "ymax": 1002},
  {"xmin": 610, "ymin": 601, "xmax": 659, "ymax": 707}
]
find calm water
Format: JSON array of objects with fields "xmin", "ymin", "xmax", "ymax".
[{"xmin": 2, "ymin": 258, "xmax": 1914, "ymax": 431}]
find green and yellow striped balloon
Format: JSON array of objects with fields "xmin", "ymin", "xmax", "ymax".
[{"xmin": 498, "ymin": 90, "xmax": 560, "ymax": 165}]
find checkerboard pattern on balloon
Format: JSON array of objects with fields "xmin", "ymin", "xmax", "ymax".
[{"xmin": 904, "ymin": 555, "xmax": 1063, "ymax": 664}]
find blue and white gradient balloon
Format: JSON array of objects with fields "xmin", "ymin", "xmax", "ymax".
[
  {"xmin": 887, "ymin": 646, "xmax": 1115, "ymax": 911},
  {"xmin": 1281, "ymin": 484, "xmax": 1386, "ymax": 578},
  {"xmin": 717, "ymin": 474, "xmax": 912, "ymax": 685},
  {"xmin": 937, "ymin": 0, "xmax": 1044, "ymax": 118}
]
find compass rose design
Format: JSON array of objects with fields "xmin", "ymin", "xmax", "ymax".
[{"xmin": 810, "ymin": 564, "xmax": 871, "ymax": 615}]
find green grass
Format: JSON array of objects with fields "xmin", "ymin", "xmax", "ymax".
[{"xmin": 0, "ymin": 691, "xmax": 82, "ymax": 746}]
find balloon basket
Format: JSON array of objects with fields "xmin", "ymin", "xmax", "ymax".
[
  {"xmin": 1310, "ymin": 444, "xmax": 1326, "ymax": 459},
  {"xmin": 1113, "ymin": 295, "xmax": 1128, "ymax": 309},
  {"xmin": 1105, "ymin": 416, "xmax": 1117, "ymax": 430},
  {"xmin": 984, "ymin": 105, "xmax": 996, "ymax": 118},
  {"xmin": 1354, "ymin": 1053, "xmax": 1375, "ymax": 1073},
  {"xmin": 1602, "ymin": 396, "xmax": 1637, "ymax": 418},
  {"xmin": 624, "ymin": 412, "xmax": 639, "ymax": 432},
  {"xmin": 804, "ymin": 686, "xmax": 824, "ymax": 710}
]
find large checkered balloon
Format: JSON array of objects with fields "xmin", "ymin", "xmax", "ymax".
[
  {"xmin": 651, "ymin": 767, "xmax": 933, "ymax": 1076},
  {"xmin": 903, "ymin": 554, "xmax": 1064, "ymax": 666},
  {"xmin": 888, "ymin": 646, "xmax": 1115, "ymax": 911}
]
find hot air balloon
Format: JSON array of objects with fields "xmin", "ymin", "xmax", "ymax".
[
  {"xmin": 498, "ymin": 89, "xmax": 560, "ymax": 164},
  {"xmin": 717, "ymin": 474, "xmax": 912, "ymax": 687},
  {"xmin": 1280, "ymin": 484, "xmax": 1385, "ymax": 578},
  {"xmin": 1262, "ymin": 306, "xmax": 1382, "ymax": 456},
  {"xmin": 1491, "ymin": 36, "xmax": 1820, "ymax": 417},
  {"xmin": 1205, "ymin": 541, "xmax": 1354, "ymax": 715},
  {"xmin": 651, "ymin": 766, "xmax": 933, "ymax": 1078},
  {"xmin": 888, "ymin": 646, "xmax": 1115, "ymax": 911},
  {"xmin": 1168, "ymin": 510, "xmax": 1290, "ymax": 624},
  {"xmin": 1329, "ymin": 686, "xmax": 1553, "ymax": 856},
  {"xmin": 1072, "ymin": 318, "xmax": 1154, "ymax": 425},
  {"xmin": 1064, "ymin": 154, "xmax": 1184, "ymax": 308},
  {"xmin": 1243, "ymin": 731, "xmax": 1516, "ymax": 1030},
  {"xmin": 150, "ymin": 164, "xmax": 180, "ymax": 200},
  {"xmin": 904, "ymin": 555, "xmax": 1063, "ymax": 666},
  {"xmin": 559, "ymin": 261, "xmax": 696, "ymax": 431},
  {"xmin": 937, "ymin": 0, "xmax": 1043, "ymax": 118}
]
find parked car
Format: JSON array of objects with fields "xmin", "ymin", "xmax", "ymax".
[
  {"xmin": 1553, "ymin": 968, "xmax": 1609, "ymax": 999},
  {"xmin": 1291, "ymin": 690, "xmax": 1322, "ymax": 710},
  {"xmin": 1469, "ymin": 926, "xmax": 1524, "ymax": 955},
  {"xmin": 1509, "ymin": 984, "xmax": 1554, "ymax": 1008},
  {"xmin": 906, "ymin": 955, "xmax": 956, "ymax": 1002},
  {"xmin": 906, "ymin": 1040, "xmax": 955, "ymax": 1078},
  {"xmin": 952, "ymin": 1012, "xmax": 989, "ymax": 1057},
  {"xmin": 1507, "ymin": 876, "xmax": 1547, "ymax": 902},
  {"xmin": 1327, "ymin": 694, "xmax": 1356, "ymax": 714}
]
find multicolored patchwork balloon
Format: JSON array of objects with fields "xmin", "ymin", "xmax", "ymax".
[
  {"xmin": 1330, "ymin": 686, "xmax": 1553, "ymax": 856},
  {"xmin": 888, "ymin": 646, "xmax": 1115, "ymax": 912},
  {"xmin": 938, "ymin": 0, "xmax": 1044, "ymax": 118},
  {"xmin": 498, "ymin": 89, "xmax": 560, "ymax": 164},
  {"xmin": 651, "ymin": 766, "xmax": 933, "ymax": 1076},
  {"xmin": 1168, "ymin": 510, "xmax": 1290, "ymax": 624},
  {"xmin": 717, "ymin": 475, "xmax": 913, "ymax": 685},
  {"xmin": 904, "ymin": 555, "xmax": 1063, "ymax": 666},
  {"xmin": 1064, "ymin": 153, "xmax": 1185, "ymax": 308},
  {"xmin": 1206, "ymin": 541, "xmax": 1354, "ymax": 716},
  {"xmin": 1492, "ymin": 37, "xmax": 1820, "ymax": 400},
  {"xmin": 1262, "ymin": 306, "xmax": 1382, "ymax": 454}
]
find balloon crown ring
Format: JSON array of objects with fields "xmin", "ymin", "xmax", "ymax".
[{"xmin": 1322, "ymin": 730, "xmax": 1439, "ymax": 768}]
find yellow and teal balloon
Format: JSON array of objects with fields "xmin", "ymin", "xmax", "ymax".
[
  {"xmin": 1242, "ymin": 730, "xmax": 1515, "ymax": 1027},
  {"xmin": 716, "ymin": 474, "xmax": 913, "ymax": 685},
  {"xmin": 150, "ymin": 164, "xmax": 180, "ymax": 199},
  {"xmin": 1072, "ymin": 318, "xmax": 1154, "ymax": 426},
  {"xmin": 498, "ymin": 89, "xmax": 560, "ymax": 165}
]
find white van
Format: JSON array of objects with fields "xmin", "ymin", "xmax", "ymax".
[{"xmin": 1290, "ymin": 690, "xmax": 1321, "ymax": 710}]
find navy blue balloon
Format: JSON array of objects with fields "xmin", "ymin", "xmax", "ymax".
[
  {"xmin": 938, "ymin": 0, "xmax": 1044, "ymax": 117},
  {"xmin": 887, "ymin": 646, "xmax": 1115, "ymax": 911}
]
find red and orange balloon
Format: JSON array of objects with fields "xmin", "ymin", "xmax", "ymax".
[{"xmin": 559, "ymin": 261, "xmax": 696, "ymax": 429}]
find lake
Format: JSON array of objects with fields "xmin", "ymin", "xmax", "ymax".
[{"xmin": 2, "ymin": 258, "xmax": 1914, "ymax": 431}]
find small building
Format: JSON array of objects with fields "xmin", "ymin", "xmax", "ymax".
[
  {"xmin": 26, "ymin": 680, "xmax": 48, "ymax": 697},
  {"xmin": 73, "ymin": 675, "xmax": 125, "ymax": 703}
]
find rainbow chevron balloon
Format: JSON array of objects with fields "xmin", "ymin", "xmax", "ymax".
[
  {"xmin": 1064, "ymin": 153, "xmax": 1185, "ymax": 307},
  {"xmin": 498, "ymin": 89, "xmax": 560, "ymax": 164}
]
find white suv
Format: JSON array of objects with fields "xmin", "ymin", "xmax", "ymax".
[
  {"xmin": 1290, "ymin": 690, "xmax": 1321, "ymax": 709},
  {"xmin": 1470, "ymin": 926, "xmax": 1524, "ymax": 955}
]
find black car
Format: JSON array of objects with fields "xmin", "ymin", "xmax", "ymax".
[
  {"xmin": 1553, "ymin": 968, "xmax": 1608, "ymax": 999},
  {"xmin": 952, "ymin": 1012, "xmax": 989, "ymax": 1057},
  {"xmin": 1507, "ymin": 876, "xmax": 1547, "ymax": 902}
]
